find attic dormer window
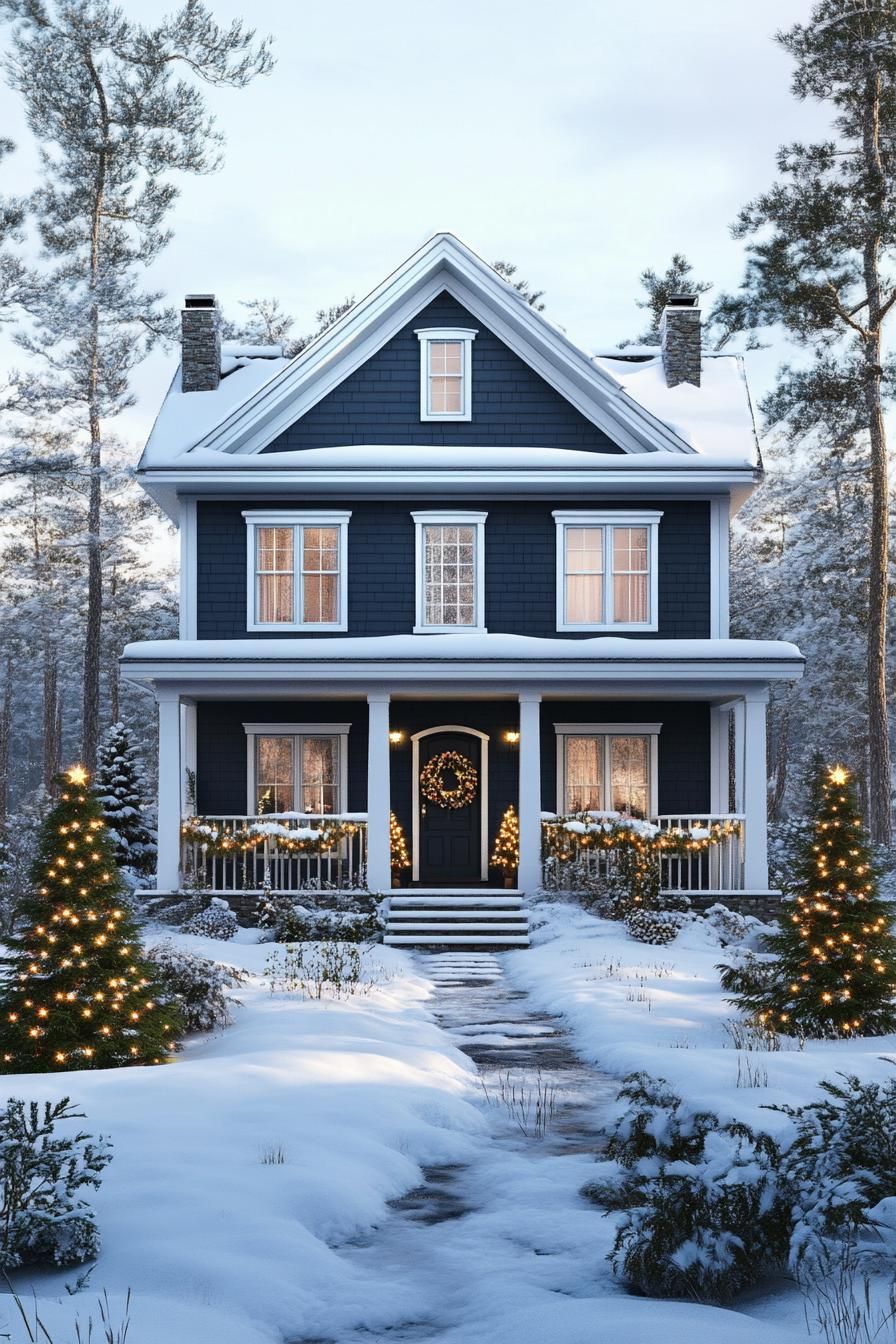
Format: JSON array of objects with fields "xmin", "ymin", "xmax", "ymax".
[{"xmin": 416, "ymin": 327, "xmax": 477, "ymax": 421}]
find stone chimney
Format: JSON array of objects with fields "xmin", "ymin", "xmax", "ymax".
[
  {"xmin": 181, "ymin": 294, "xmax": 220, "ymax": 392},
  {"xmin": 659, "ymin": 293, "xmax": 701, "ymax": 388}
]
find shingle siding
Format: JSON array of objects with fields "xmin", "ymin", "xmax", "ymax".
[
  {"xmin": 196, "ymin": 498, "xmax": 710, "ymax": 640},
  {"xmin": 262, "ymin": 292, "xmax": 622, "ymax": 453}
]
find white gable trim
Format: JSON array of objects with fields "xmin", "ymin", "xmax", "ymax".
[{"xmin": 183, "ymin": 234, "xmax": 696, "ymax": 461}]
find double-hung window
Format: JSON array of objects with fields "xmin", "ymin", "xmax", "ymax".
[
  {"xmin": 244, "ymin": 723, "xmax": 350, "ymax": 815},
  {"xmin": 412, "ymin": 511, "xmax": 487, "ymax": 633},
  {"xmin": 553, "ymin": 511, "xmax": 662, "ymax": 631},
  {"xmin": 555, "ymin": 724, "xmax": 661, "ymax": 819},
  {"xmin": 416, "ymin": 328, "xmax": 476, "ymax": 421},
  {"xmin": 243, "ymin": 512, "xmax": 350, "ymax": 632}
]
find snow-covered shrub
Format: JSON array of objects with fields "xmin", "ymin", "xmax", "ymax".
[
  {"xmin": 96, "ymin": 722, "xmax": 156, "ymax": 876},
  {"xmin": 704, "ymin": 903, "xmax": 750, "ymax": 946},
  {"xmin": 625, "ymin": 908, "xmax": 686, "ymax": 945},
  {"xmin": 257, "ymin": 893, "xmax": 381, "ymax": 943},
  {"xmin": 0, "ymin": 1097, "xmax": 112, "ymax": 1269},
  {"xmin": 146, "ymin": 940, "xmax": 246, "ymax": 1033},
  {"xmin": 772, "ymin": 1073, "xmax": 896, "ymax": 1272},
  {"xmin": 598, "ymin": 1072, "xmax": 789, "ymax": 1302},
  {"xmin": 182, "ymin": 897, "xmax": 238, "ymax": 941}
]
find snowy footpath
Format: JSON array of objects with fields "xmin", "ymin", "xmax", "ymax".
[{"xmin": 0, "ymin": 918, "xmax": 828, "ymax": 1342}]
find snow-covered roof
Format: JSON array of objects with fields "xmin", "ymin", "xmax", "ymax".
[
  {"xmin": 140, "ymin": 233, "xmax": 761, "ymax": 478},
  {"xmin": 121, "ymin": 632, "xmax": 803, "ymax": 682},
  {"xmin": 592, "ymin": 352, "xmax": 759, "ymax": 464}
]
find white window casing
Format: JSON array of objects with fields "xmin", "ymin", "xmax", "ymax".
[
  {"xmin": 243, "ymin": 511, "xmax": 351, "ymax": 633},
  {"xmin": 243, "ymin": 723, "xmax": 350, "ymax": 815},
  {"xmin": 412, "ymin": 510, "xmax": 487, "ymax": 634},
  {"xmin": 415, "ymin": 327, "xmax": 477, "ymax": 421},
  {"xmin": 554, "ymin": 722, "xmax": 661, "ymax": 818},
  {"xmin": 552, "ymin": 510, "xmax": 662, "ymax": 632}
]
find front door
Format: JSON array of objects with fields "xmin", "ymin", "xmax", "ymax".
[{"xmin": 418, "ymin": 731, "xmax": 482, "ymax": 885}]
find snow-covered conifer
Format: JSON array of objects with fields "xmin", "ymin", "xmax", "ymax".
[{"xmin": 95, "ymin": 722, "xmax": 155, "ymax": 876}]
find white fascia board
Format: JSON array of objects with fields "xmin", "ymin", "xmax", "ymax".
[
  {"xmin": 120, "ymin": 657, "xmax": 805, "ymax": 690},
  {"xmin": 180, "ymin": 235, "xmax": 695, "ymax": 461}
]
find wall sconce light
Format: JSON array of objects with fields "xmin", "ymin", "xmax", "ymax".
[
  {"xmin": 503, "ymin": 730, "xmax": 520, "ymax": 745},
  {"xmin": 388, "ymin": 730, "xmax": 405, "ymax": 746}
]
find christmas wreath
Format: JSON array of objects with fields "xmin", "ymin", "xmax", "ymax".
[{"xmin": 419, "ymin": 750, "xmax": 478, "ymax": 811}]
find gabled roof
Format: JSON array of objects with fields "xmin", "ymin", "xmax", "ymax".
[{"xmin": 140, "ymin": 233, "xmax": 760, "ymax": 475}]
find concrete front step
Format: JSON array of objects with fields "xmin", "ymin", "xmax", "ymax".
[
  {"xmin": 390, "ymin": 896, "xmax": 523, "ymax": 908},
  {"xmin": 386, "ymin": 922, "xmax": 528, "ymax": 933},
  {"xmin": 384, "ymin": 934, "xmax": 530, "ymax": 946}
]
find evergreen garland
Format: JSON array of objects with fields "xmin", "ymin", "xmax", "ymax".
[
  {"xmin": 0, "ymin": 766, "xmax": 181, "ymax": 1072},
  {"xmin": 720, "ymin": 764, "xmax": 896, "ymax": 1037},
  {"xmin": 96, "ymin": 722, "xmax": 156, "ymax": 875}
]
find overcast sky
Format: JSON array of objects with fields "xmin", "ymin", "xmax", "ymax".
[{"xmin": 1, "ymin": 0, "xmax": 830, "ymax": 447}]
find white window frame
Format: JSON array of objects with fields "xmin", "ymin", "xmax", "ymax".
[
  {"xmin": 554, "ymin": 722, "xmax": 661, "ymax": 817},
  {"xmin": 552, "ymin": 511, "xmax": 662, "ymax": 632},
  {"xmin": 412, "ymin": 511, "xmax": 487, "ymax": 634},
  {"xmin": 415, "ymin": 327, "xmax": 477, "ymax": 421},
  {"xmin": 243, "ymin": 511, "xmax": 351, "ymax": 633},
  {"xmin": 243, "ymin": 723, "xmax": 350, "ymax": 816}
]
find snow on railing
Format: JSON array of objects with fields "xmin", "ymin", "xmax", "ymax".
[
  {"xmin": 540, "ymin": 811, "xmax": 745, "ymax": 894},
  {"xmin": 180, "ymin": 813, "xmax": 368, "ymax": 894}
]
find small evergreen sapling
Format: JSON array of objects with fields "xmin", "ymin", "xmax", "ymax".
[
  {"xmin": 720, "ymin": 764, "xmax": 896, "ymax": 1037},
  {"xmin": 95, "ymin": 722, "xmax": 156, "ymax": 875},
  {"xmin": 389, "ymin": 812, "xmax": 410, "ymax": 883},
  {"xmin": 490, "ymin": 806, "xmax": 519, "ymax": 877},
  {"xmin": 0, "ymin": 766, "xmax": 181, "ymax": 1071},
  {"xmin": 0, "ymin": 1096, "xmax": 112, "ymax": 1269}
]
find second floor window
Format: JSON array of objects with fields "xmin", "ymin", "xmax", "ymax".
[
  {"xmin": 243, "ymin": 512, "xmax": 350, "ymax": 632},
  {"xmin": 553, "ymin": 511, "xmax": 662, "ymax": 631},
  {"xmin": 412, "ymin": 511, "xmax": 487, "ymax": 632}
]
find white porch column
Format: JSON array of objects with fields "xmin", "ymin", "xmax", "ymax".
[
  {"xmin": 156, "ymin": 691, "xmax": 182, "ymax": 892},
  {"xmin": 709, "ymin": 706, "xmax": 730, "ymax": 815},
  {"xmin": 366, "ymin": 693, "xmax": 392, "ymax": 893},
  {"xmin": 742, "ymin": 689, "xmax": 770, "ymax": 891},
  {"xmin": 517, "ymin": 693, "xmax": 543, "ymax": 893}
]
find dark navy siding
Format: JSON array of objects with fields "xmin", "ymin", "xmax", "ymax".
[
  {"xmin": 540, "ymin": 701, "xmax": 711, "ymax": 816},
  {"xmin": 194, "ymin": 698, "xmax": 709, "ymax": 840},
  {"xmin": 197, "ymin": 498, "xmax": 710, "ymax": 640},
  {"xmin": 262, "ymin": 292, "xmax": 622, "ymax": 453},
  {"xmin": 195, "ymin": 701, "xmax": 368, "ymax": 816}
]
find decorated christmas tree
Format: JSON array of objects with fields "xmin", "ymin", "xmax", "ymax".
[
  {"xmin": 96, "ymin": 722, "xmax": 156, "ymax": 875},
  {"xmin": 721, "ymin": 764, "xmax": 896, "ymax": 1037},
  {"xmin": 491, "ymin": 805, "xmax": 519, "ymax": 875},
  {"xmin": 0, "ymin": 766, "xmax": 181, "ymax": 1072},
  {"xmin": 390, "ymin": 812, "xmax": 410, "ymax": 883}
]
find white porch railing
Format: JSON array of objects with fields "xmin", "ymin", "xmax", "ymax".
[
  {"xmin": 180, "ymin": 814, "xmax": 368, "ymax": 893},
  {"xmin": 541, "ymin": 813, "xmax": 746, "ymax": 894}
]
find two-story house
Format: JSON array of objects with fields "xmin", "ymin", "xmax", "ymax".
[{"xmin": 121, "ymin": 233, "xmax": 803, "ymax": 941}]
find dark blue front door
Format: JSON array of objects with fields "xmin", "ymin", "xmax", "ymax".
[{"xmin": 419, "ymin": 732, "xmax": 482, "ymax": 885}]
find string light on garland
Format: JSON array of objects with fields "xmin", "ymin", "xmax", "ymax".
[
  {"xmin": 720, "ymin": 762, "xmax": 896, "ymax": 1039},
  {"xmin": 0, "ymin": 766, "xmax": 182, "ymax": 1072}
]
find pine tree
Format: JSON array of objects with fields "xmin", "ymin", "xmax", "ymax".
[
  {"xmin": 491, "ymin": 806, "xmax": 519, "ymax": 874},
  {"xmin": 721, "ymin": 763, "xmax": 896, "ymax": 1037},
  {"xmin": 623, "ymin": 254, "xmax": 711, "ymax": 346},
  {"xmin": 0, "ymin": 0, "xmax": 273, "ymax": 769},
  {"xmin": 0, "ymin": 766, "xmax": 180, "ymax": 1071},
  {"xmin": 389, "ymin": 813, "xmax": 410, "ymax": 881},
  {"xmin": 711, "ymin": 0, "xmax": 896, "ymax": 843},
  {"xmin": 95, "ymin": 723, "xmax": 155, "ymax": 875}
]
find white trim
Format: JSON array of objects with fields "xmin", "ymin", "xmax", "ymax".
[
  {"xmin": 156, "ymin": 693, "xmax": 182, "ymax": 889},
  {"xmin": 410, "ymin": 724, "xmax": 489, "ymax": 882},
  {"xmin": 709, "ymin": 705, "xmax": 730, "ymax": 813},
  {"xmin": 412, "ymin": 511, "xmax": 487, "ymax": 633},
  {"xmin": 366, "ymin": 694, "xmax": 392, "ymax": 891},
  {"xmin": 243, "ymin": 724, "xmax": 350, "ymax": 815},
  {"xmin": 552, "ymin": 511, "xmax": 662, "ymax": 632},
  {"xmin": 181, "ymin": 699, "xmax": 197, "ymax": 813},
  {"xmin": 167, "ymin": 235, "xmax": 703, "ymax": 463},
  {"xmin": 178, "ymin": 497, "xmax": 198, "ymax": 640},
  {"xmin": 242, "ymin": 511, "xmax": 351, "ymax": 633},
  {"xmin": 709, "ymin": 496, "xmax": 730, "ymax": 638},
  {"xmin": 554, "ymin": 723, "xmax": 660, "ymax": 816},
  {"xmin": 416, "ymin": 327, "xmax": 477, "ymax": 422}
]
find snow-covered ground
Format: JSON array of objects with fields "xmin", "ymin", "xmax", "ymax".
[
  {"xmin": 0, "ymin": 931, "xmax": 484, "ymax": 1344},
  {"xmin": 4, "ymin": 909, "xmax": 884, "ymax": 1342}
]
